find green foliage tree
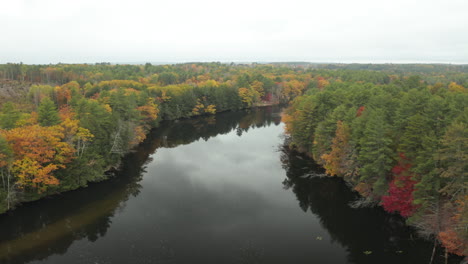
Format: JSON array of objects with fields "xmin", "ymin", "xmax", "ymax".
[
  {"xmin": 0, "ymin": 102, "xmax": 20, "ymax": 129},
  {"xmin": 437, "ymin": 122, "xmax": 468, "ymax": 198},
  {"xmin": 357, "ymin": 109, "xmax": 394, "ymax": 195},
  {"xmin": 38, "ymin": 97, "xmax": 61, "ymax": 127}
]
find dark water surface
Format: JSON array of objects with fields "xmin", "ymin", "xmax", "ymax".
[{"xmin": 0, "ymin": 106, "xmax": 460, "ymax": 264}]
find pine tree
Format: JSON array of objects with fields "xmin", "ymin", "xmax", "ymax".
[
  {"xmin": 398, "ymin": 114, "xmax": 428, "ymax": 160},
  {"xmin": 0, "ymin": 102, "xmax": 20, "ymax": 130},
  {"xmin": 38, "ymin": 97, "xmax": 61, "ymax": 127},
  {"xmin": 437, "ymin": 122, "xmax": 468, "ymax": 198},
  {"xmin": 313, "ymin": 105, "xmax": 353, "ymax": 163},
  {"xmin": 358, "ymin": 109, "xmax": 394, "ymax": 195}
]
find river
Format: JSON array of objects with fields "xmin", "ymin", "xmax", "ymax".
[{"xmin": 0, "ymin": 106, "xmax": 460, "ymax": 264}]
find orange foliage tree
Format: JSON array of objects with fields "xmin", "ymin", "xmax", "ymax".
[
  {"xmin": 137, "ymin": 98, "xmax": 159, "ymax": 128},
  {"xmin": 2, "ymin": 125, "xmax": 75, "ymax": 192},
  {"xmin": 316, "ymin": 76, "xmax": 330, "ymax": 90},
  {"xmin": 129, "ymin": 125, "xmax": 147, "ymax": 146},
  {"xmin": 321, "ymin": 121, "xmax": 354, "ymax": 177},
  {"xmin": 438, "ymin": 198, "xmax": 468, "ymax": 256},
  {"xmin": 438, "ymin": 229, "xmax": 465, "ymax": 256}
]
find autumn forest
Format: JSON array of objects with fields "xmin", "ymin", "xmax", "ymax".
[{"xmin": 0, "ymin": 62, "xmax": 467, "ymax": 258}]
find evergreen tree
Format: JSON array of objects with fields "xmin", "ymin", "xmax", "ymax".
[
  {"xmin": 398, "ymin": 114, "xmax": 428, "ymax": 160},
  {"xmin": 358, "ymin": 109, "xmax": 394, "ymax": 195},
  {"xmin": 0, "ymin": 102, "xmax": 20, "ymax": 129},
  {"xmin": 437, "ymin": 122, "xmax": 468, "ymax": 198},
  {"xmin": 38, "ymin": 97, "xmax": 61, "ymax": 127}
]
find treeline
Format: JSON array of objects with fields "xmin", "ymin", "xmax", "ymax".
[
  {"xmin": 0, "ymin": 63, "xmax": 314, "ymax": 214},
  {"xmin": 3, "ymin": 62, "xmax": 468, "ymax": 87},
  {"xmin": 283, "ymin": 74, "xmax": 467, "ymax": 255}
]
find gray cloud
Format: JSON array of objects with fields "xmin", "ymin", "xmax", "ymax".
[{"xmin": 1, "ymin": 0, "xmax": 467, "ymax": 63}]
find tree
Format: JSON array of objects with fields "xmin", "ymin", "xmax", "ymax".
[
  {"xmin": 238, "ymin": 87, "xmax": 256, "ymax": 107},
  {"xmin": 58, "ymin": 106, "xmax": 94, "ymax": 157},
  {"xmin": 191, "ymin": 98, "xmax": 205, "ymax": 116},
  {"xmin": 281, "ymin": 80, "xmax": 305, "ymax": 102},
  {"xmin": 381, "ymin": 154, "xmax": 419, "ymax": 217},
  {"xmin": 137, "ymin": 98, "xmax": 159, "ymax": 128},
  {"xmin": 38, "ymin": 97, "xmax": 61, "ymax": 127},
  {"xmin": 437, "ymin": 122, "xmax": 468, "ymax": 198},
  {"xmin": 0, "ymin": 134, "xmax": 14, "ymax": 210},
  {"xmin": 109, "ymin": 88, "xmax": 139, "ymax": 122},
  {"xmin": 316, "ymin": 76, "xmax": 330, "ymax": 90},
  {"xmin": 448, "ymin": 82, "xmax": 465, "ymax": 93},
  {"xmin": 358, "ymin": 109, "xmax": 394, "ymax": 195},
  {"xmin": 283, "ymin": 95, "xmax": 317, "ymax": 152},
  {"xmin": 3, "ymin": 125, "xmax": 75, "ymax": 193},
  {"xmin": 0, "ymin": 102, "xmax": 20, "ymax": 129},
  {"xmin": 251, "ymin": 80, "xmax": 265, "ymax": 99},
  {"xmin": 313, "ymin": 105, "xmax": 352, "ymax": 163},
  {"xmin": 28, "ymin": 84, "xmax": 54, "ymax": 106},
  {"xmin": 321, "ymin": 121, "xmax": 355, "ymax": 177},
  {"xmin": 158, "ymin": 72, "xmax": 179, "ymax": 85},
  {"xmin": 398, "ymin": 114, "xmax": 427, "ymax": 160},
  {"xmin": 438, "ymin": 228, "xmax": 465, "ymax": 256},
  {"xmin": 55, "ymin": 81, "xmax": 80, "ymax": 106},
  {"xmin": 356, "ymin": 106, "xmax": 365, "ymax": 117}
]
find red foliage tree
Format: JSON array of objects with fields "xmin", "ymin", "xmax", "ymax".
[
  {"xmin": 263, "ymin": 92, "xmax": 273, "ymax": 102},
  {"xmin": 356, "ymin": 106, "xmax": 365, "ymax": 117},
  {"xmin": 381, "ymin": 153, "xmax": 419, "ymax": 217}
]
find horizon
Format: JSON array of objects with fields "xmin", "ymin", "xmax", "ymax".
[{"xmin": 2, "ymin": 61, "xmax": 468, "ymax": 66}]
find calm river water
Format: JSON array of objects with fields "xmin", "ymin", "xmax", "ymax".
[{"xmin": 0, "ymin": 106, "xmax": 461, "ymax": 264}]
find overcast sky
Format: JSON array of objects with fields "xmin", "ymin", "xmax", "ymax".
[{"xmin": 1, "ymin": 0, "xmax": 467, "ymax": 64}]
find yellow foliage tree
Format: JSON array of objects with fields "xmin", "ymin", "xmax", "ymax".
[
  {"xmin": 448, "ymin": 82, "xmax": 466, "ymax": 93},
  {"xmin": 205, "ymin": 104, "xmax": 216, "ymax": 114},
  {"xmin": 238, "ymin": 87, "xmax": 260, "ymax": 107},
  {"xmin": 251, "ymin": 81, "xmax": 265, "ymax": 98},
  {"xmin": 59, "ymin": 106, "xmax": 94, "ymax": 157},
  {"xmin": 191, "ymin": 99, "xmax": 205, "ymax": 116},
  {"xmin": 191, "ymin": 98, "xmax": 216, "ymax": 115}
]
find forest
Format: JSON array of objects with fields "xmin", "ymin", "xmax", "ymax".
[
  {"xmin": 0, "ymin": 62, "xmax": 312, "ymax": 214},
  {"xmin": 0, "ymin": 62, "xmax": 467, "ymax": 256},
  {"xmin": 282, "ymin": 66, "xmax": 467, "ymax": 256}
]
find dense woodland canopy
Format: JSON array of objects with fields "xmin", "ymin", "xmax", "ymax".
[{"xmin": 0, "ymin": 62, "xmax": 467, "ymax": 256}]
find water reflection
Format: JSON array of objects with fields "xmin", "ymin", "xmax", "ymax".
[{"xmin": 280, "ymin": 146, "xmax": 461, "ymax": 264}]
